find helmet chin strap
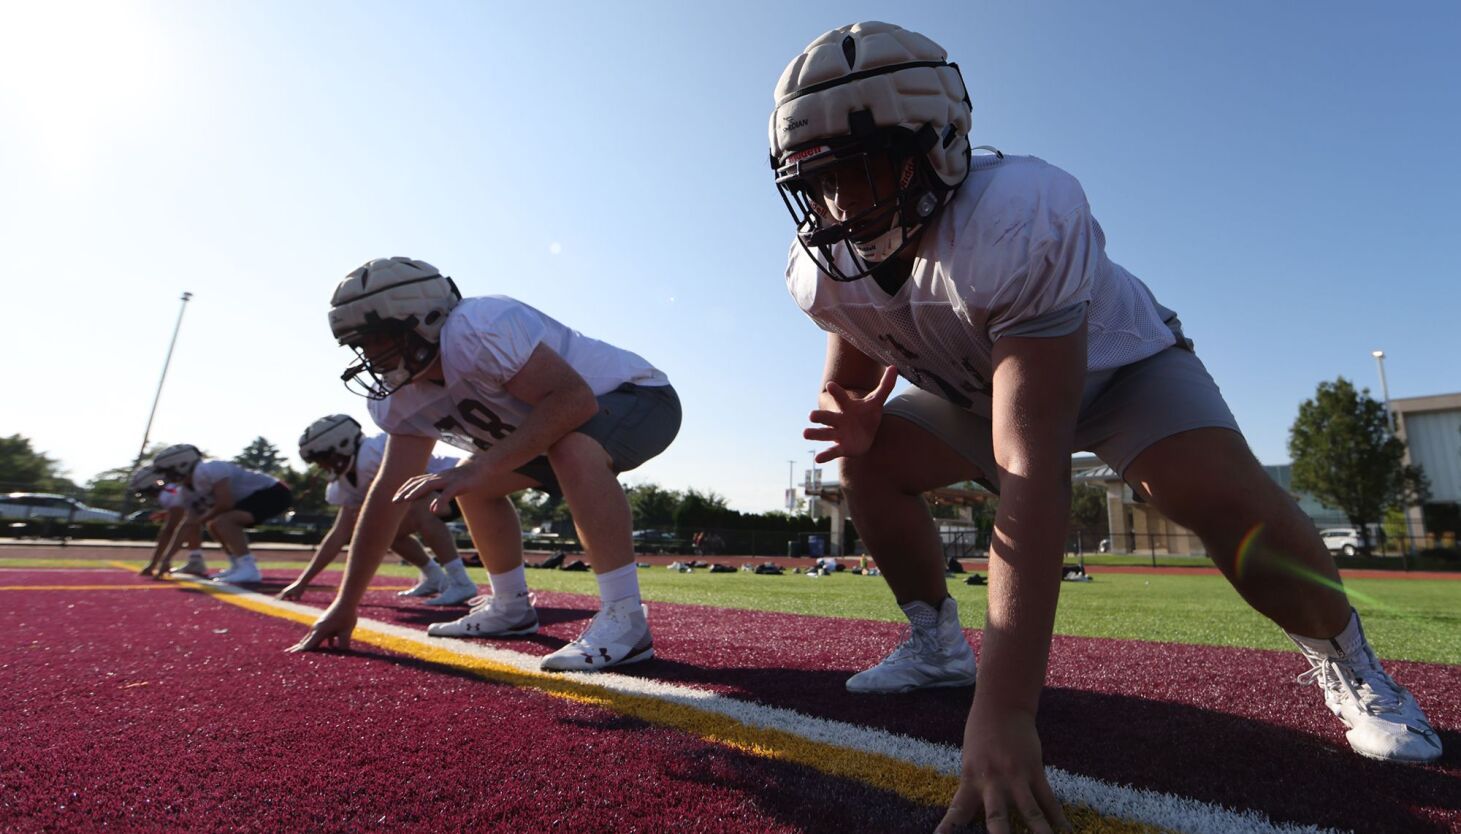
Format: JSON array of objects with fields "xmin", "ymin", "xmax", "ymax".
[{"xmin": 851, "ymin": 223, "xmax": 915, "ymax": 264}]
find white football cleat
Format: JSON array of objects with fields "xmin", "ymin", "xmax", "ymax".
[
  {"xmin": 427, "ymin": 594, "xmax": 538, "ymax": 638},
  {"xmin": 171, "ymin": 554, "xmax": 208, "ymax": 577},
  {"xmin": 1293, "ymin": 636, "xmax": 1442, "ymax": 763},
  {"xmin": 397, "ymin": 572, "xmax": 446, "ymax": 598},
  {"xmin": 846, "ymin": 597, "xmax": 977, "ymax": 694},
  {"xmin": 540, "ymin": 598, "xmax": 654, "ymax": 672},
  {"xmin": 213, "ymin": 556, "xmax": 261, "ymax": 585},
  {"xmin": 422, "ymin": 578, "xmax": 479, "ymax": 607}
]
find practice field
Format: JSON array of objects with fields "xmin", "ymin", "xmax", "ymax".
[{"xmin": 2, "ymin": 547, "xmax": 1457, "ymax": 833}]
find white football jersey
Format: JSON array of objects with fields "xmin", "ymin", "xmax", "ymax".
[
  {"xmin": 191, "ymin": 460, "xmax": 281, "ymax": 502},
  {"xmin": 325, "ymin": 433, "xmax": 461, "ymax": 507},
  {"xmin": 158, "ymin": 483, "xmax": 212, "ymax": 519},
  {"xmin": 370, "ymin": 296, "xmax": 669, "ymax": 454},
  {"xmin": 787, "ymin": 154, "xmax": 1180, "ymax": 415}
]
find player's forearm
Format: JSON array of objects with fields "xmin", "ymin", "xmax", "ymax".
[
  {"xmin": 474, "ymin": 387, "xmax": 598, "ymax": 477},
  {"xmin": 334, "ymin": 496, "xmax": 409, "ymax": 606},
  {"xmin": 295, "ymin": 528, "xmax": 348, "ymax": 587},
  {"xmin": 150, "ymin": 517, "xmax": 181, "ymax": 564},
  {"xmin": 974, "ymin": 466, "xmax": 1070, "ymax": 716}
]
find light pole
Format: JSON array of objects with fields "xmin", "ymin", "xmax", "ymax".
[
  {"xmin": 1371, "ymin": 350, "xmax": 1392, "ymax": 431},
  {"xmin": 125, "ymin": 292, "xmax": 193, "ymax": 509}
]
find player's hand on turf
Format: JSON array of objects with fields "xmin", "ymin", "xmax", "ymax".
[
  {"xmin": 138, "ymin": 565, "xmax": 155, "ymax": 577},
  {"xmin": 935, "ymin": 710, "xmax": 1069, "ymax": 834},
  {"xmin": 394, "ymin": 466, "xmax": 476, "ymax": 514},
  {"xmin": 287, "ymin": 604, "xmax": 357, "ymax": 653},
  {"xmin": 277, "ymin": 581, "xmax": 306, "ymax": 602},
  {"xmin": 804, "ymin": 365, "xmax": 898, "ymax": 463}
]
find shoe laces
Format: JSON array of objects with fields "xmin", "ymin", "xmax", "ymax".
[
  {"xmin": 1296, "ymin": 644, "xmax": 1411, "ymax": 719},
  {"xmin": 880, "ymin": 622, "xmax": 936, "ymax": 665},
  {"xmin": 467, "ymin": 591, "xmax": 534, "ymax": 613},
  {"xmin": 572, "ymin": 602, "xmax": 637, "ymax": 647}
]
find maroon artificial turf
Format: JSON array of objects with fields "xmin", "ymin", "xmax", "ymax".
[
  {"xmin": 0, "ymin": 571, "xmax": 946, "ymax": 834},
  {"xmin": 4, "ymin": 566, "xmax": 1459, "ymax": 833}
]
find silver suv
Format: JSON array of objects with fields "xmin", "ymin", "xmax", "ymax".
[
  {"xmin": 1319, "ymin": 527, "xmax": 1362, "ymax": 557},
  {"xmin": 0, "ymin": 493, "xmax": 121, "ymax": 522}
]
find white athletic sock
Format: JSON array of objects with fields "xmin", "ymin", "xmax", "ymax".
[
  {"xmin": 1289, "ymin": 608, "xmax": 1365, "ymax": 659},
  {"xmin": 188, "ymin": 549, "xmax": 204, "ymax": 559},
  {"xmin": 441, "ymin": 557, "xmax": 471, "ymax": 586},
  {"xmin": 595, "ymin": 563, "xmax": 640, "ymax": 605},
  {"xmin": 422, "ymin": 560, "xmax": 448, "ymax": 582},
  {"xmin": 236, "ymin": 552, "xmax": 255, "ymax": 566},
  {"xmin": 488, "ymin": 565, "xmax": 529, "ymax": 604}
]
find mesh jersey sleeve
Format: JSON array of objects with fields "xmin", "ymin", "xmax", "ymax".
[{"xmin": 454, "ymin": 300, "xmax": 549, "ymax": 386}]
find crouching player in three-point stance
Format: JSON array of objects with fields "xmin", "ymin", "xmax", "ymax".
[
  {"xmin": 151, "ymin": 444, "xmax": 293, "ymax": 585},
  {"xmin": 289, "ymin": 257, "xmax": 681, "ymax": 672},
  {"xmin": 132, "ymin": 464, "xmax": 210, "ymax": 578},
  {"xmin": 768, "ymin": 21, "xmax": 1440, "ymax": 834},
  {"xmin": 278, "ymin": 414, "xmax": 478, "ymax": 605}
]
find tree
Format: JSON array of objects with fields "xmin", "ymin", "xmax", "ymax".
[
  {"xmin": 278, "ymin": 465, "xmax": 330, "ymax": 515},
  {"xmin": 673, "ymin": 488, "xmax": 731, "ymax": 532},
  {"xmin": 1069, "ymin": 482, "xmax": 1109, "ymax": 547},
  {"xmin": 234, "ymin": 437, "xmax": 285, "ymax": 475},
  {"xmin": 625, "ymin": 483, "xmax": 681, "ymax": 529},
  {"xmin": 1288, "ymin": 377, "xmax": 1429, "ymax": 554},
  {"xmin": 0, "ymin": 434, "xmax": 76, "ymax": 493}
]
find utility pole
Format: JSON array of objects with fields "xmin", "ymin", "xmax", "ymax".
[
  {"xmin": 1371, "ymin": 349, "xmax": 1392, "ymax": 431},
  {"xmin": 124, "ymin": 292, "xmax": 193, "ymax": 511}
]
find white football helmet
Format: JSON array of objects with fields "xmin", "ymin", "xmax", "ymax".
[
  {"xmin": 127, "ymin": 464, "xmax": 165, "ymax": 497},
  {"xmin": 329, "ymin": 257, "xmax": 461, "ymax": 399},
  {"xmin": 151, "ymin": 444, "xmax": 201, "ymax": 480},
  {"xmin": 770, "ymin": 21, "xmax": 972, "ymax": 280},
  {"xmin": 298, "ymin": 414, "xmax": 363, "ymax": 471}
]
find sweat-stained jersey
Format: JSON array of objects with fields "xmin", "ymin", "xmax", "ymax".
[
  {"xmin": 191, "ymin": 460, "xmax": 281, "ymax": 503},
  {"xmin": 786, "ymin": 154, "xmax": 1182, "ymax": 417},
  {"xmin": 324, "ymin": 433, "xmax": 461, "ymax": 508},
  {"xmin": 369, "ymin": 296, "xmax": 669, "ymax": 454}
]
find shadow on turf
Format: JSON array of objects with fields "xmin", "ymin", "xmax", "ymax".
[{"xmin": 300, "ymin": 633, "xmax": 1459, "ymax": 834}]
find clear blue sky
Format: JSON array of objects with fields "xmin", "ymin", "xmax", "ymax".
[{"xmin": 2, "ymin": 1, "xmax": 1457, "ymax": 511}]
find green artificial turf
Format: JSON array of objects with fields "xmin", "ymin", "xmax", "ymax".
[
  {"xmin": 421, "ymin": 563, "xmax": 1461, "ymax": 665},
  {"xmin": 4, "ymin": 555, "xmax": 1457, "ymax": 665}
]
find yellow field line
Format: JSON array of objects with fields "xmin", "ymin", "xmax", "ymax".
[{"xmin": 0, "ymin": 584, "xmax": 184, "ymax": 591}]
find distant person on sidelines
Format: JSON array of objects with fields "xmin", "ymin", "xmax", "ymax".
[
  {"xmin": 132, "ymin": 464, "xmax": 209, "ymax": 578},
  {"xmin": 150, "ymin": 444, "xmax": 293, "ymax": 585},
  {"xmin": 277, "ymin": 414, "xmax": 478, "ymax": 604},
  {"xmin": 767, "ymin": 21, "xmax": 1439, "ymax": 833},
  {"xmin": 289, "ymin": 257, "xmax": 680, "ymax": 672}
]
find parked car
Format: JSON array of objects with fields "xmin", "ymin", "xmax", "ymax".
[
  {"xmin": 0, "ymin": 493, "xmax": 122, "ymax": 522},
  {"xmin": 1319, "ymin": 527, "xmax": 1362, "ymax": 556},
  {"xmin": 632, "ymin": 529, "xmax": 677, "ymax": 543}
]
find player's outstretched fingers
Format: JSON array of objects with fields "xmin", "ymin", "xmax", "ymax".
[
  {"xmin": 1011, "ymin": 785, "xmax": 1059, "ymax": 834},
  {"xmin": 933, "ymin": 782, "xmax": 982, "ymax": 834},
  {"xmin": 1032, "ymin": 773, "xmax": 1071, "ymax": 832}
]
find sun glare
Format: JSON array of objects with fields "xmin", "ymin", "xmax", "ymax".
[{"xmin": 0, "ymin": 2, "xmax": 169, "ymax": 181}]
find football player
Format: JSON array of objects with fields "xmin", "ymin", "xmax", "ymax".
[
  {"xmin": 131, "ymin": 464, "xmax": 209, "ymax": 578},
  {"xmin": 278, "ymin": 414, "xmax": 479, "ymax": 604},
  {"xmin": 288, "ymin": 257, "xmax": 681, "ymax": 673},
  {"xmin": 151, "ymin": 444, "xmax": 294, "ymax": 585},
  {"xmin": 768, "ymin": 21, "xmax": 1440, "ymax": 834}
]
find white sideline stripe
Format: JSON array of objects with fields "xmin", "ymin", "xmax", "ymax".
[{"xmin": 200, "ymin": 580, "xmax": 1345, "ymax": 834}]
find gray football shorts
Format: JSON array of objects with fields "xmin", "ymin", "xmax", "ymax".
[
  {"xmin": 515, "ymin": 383, "xmax": 682, "ymax": 495},
  {"xmin": 883, "ymin": 346, "xmax": 1240, "ymax": 490}
]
